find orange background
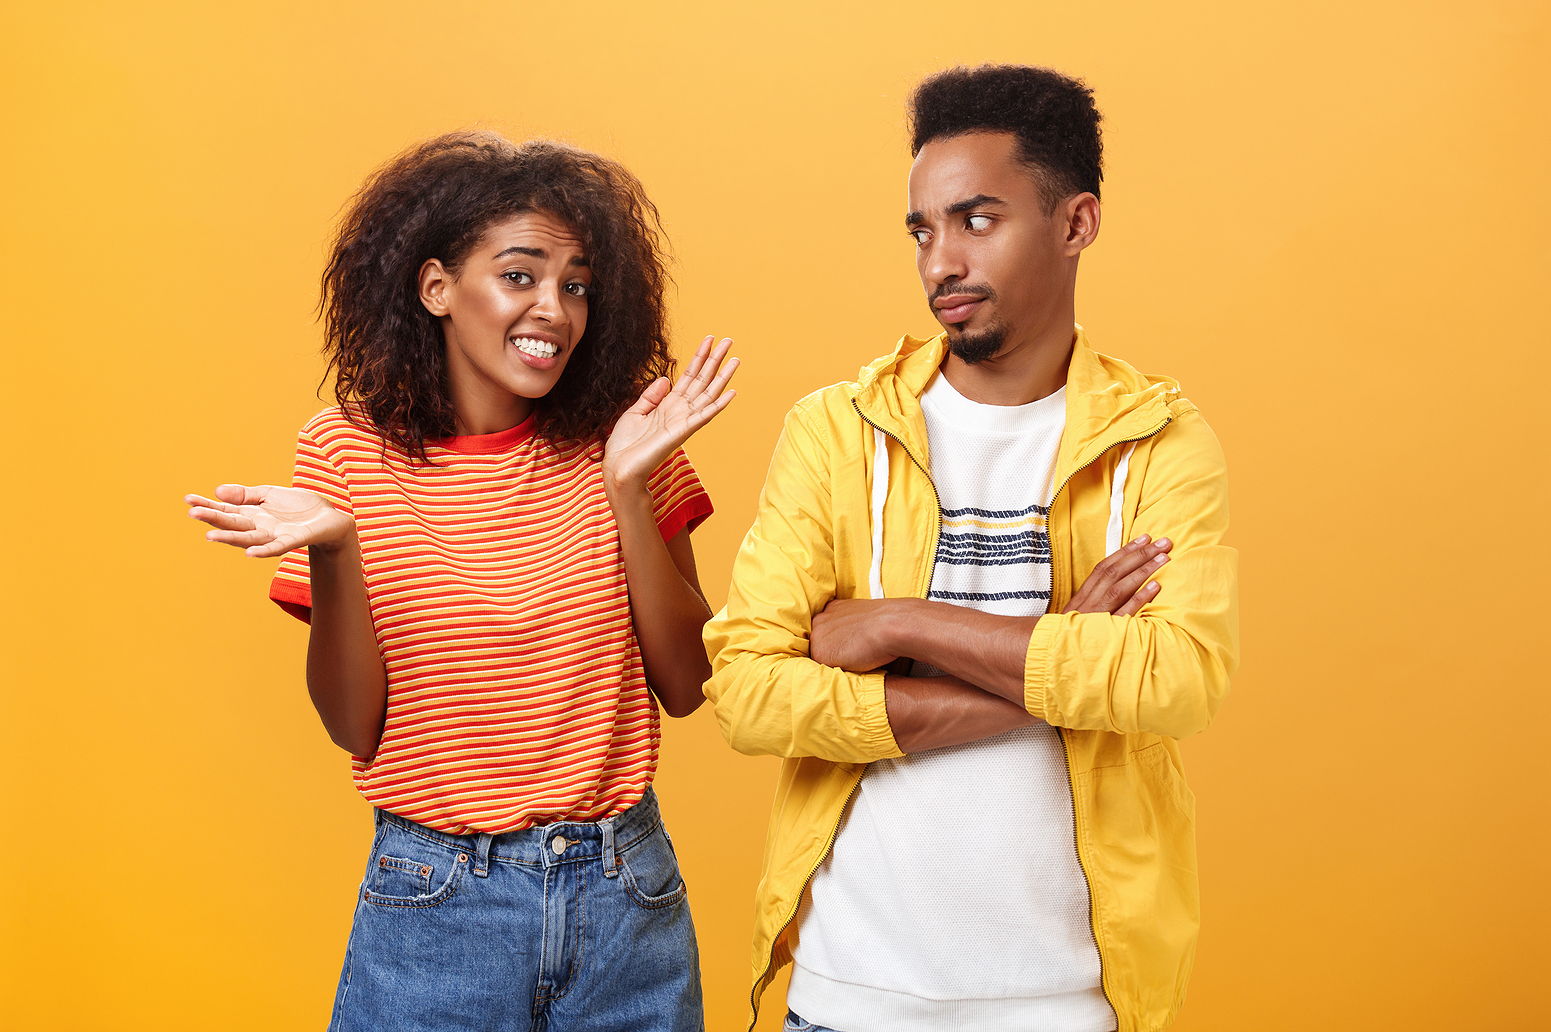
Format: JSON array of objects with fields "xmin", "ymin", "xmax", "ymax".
[{"xmin": 3, "ymin": 1, "xmax": 1547, "ymax": 1029}]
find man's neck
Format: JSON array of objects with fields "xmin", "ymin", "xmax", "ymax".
[{"xmin": 941, "ymin": 317, "xmax": 1075, "ymax": 407}]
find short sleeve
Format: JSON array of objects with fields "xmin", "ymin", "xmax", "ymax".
[
  {"xmin": 268, "ymin": 425, "xmax": 354, "ymax": 623},
  {"xmin": 647, "ymin": 448, "xmax": 713, "ymax": 542}
]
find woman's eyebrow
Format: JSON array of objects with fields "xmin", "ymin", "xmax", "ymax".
[{"xmin": 491, "ymin": 246, "xmax": 589, "ymax": 266}]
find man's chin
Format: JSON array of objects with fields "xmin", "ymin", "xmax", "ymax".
[{"xmin": 944, "ymin": 324, "xmax": 1006, "ymax": 365}]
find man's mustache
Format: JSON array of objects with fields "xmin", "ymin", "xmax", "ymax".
[{"xmin": 929, "ymin": 284, "xmax": 997, "ymax": 304}]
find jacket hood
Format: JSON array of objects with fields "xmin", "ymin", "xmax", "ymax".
[{"xmin": 852, "ymin": 325, "xmax": 1190, "ymax": 477}]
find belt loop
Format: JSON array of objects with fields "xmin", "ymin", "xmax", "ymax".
[
  {"xmin": 473, "ymin": 832, "xmax": 494, "ymax": 878},
  {"xmin": 601, "ymin": 817, "xmax": 619, "ymax": 879}
]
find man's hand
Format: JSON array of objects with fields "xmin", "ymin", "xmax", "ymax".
[
  {"xmin": 810, "ymin": 598, "xmax": 905, "ymax": 672},
  {"xmin": 1062, "ymin": 535, "xmax": 1172, "ymax": 615}
]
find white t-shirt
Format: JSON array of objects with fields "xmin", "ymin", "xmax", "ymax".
[{"xmin": 788, "ymin": 372, "xmax": 1116, "ymax": 1032}]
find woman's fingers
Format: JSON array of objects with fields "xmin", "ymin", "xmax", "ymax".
[
  {"xmin": 681, "ymin": 337, "xmax": 733, "ymax": 400},
  {"xmin": 625, "ymin": 377, "xmax": 672, "ymax": 415},
  {"xmin": 204, "ymin": 527, "xmax": 273, "ymax": 548},
  {"xmin": 701, "ymin": 354, "xmax": 741, "ymax": 403},
  {"xmin": 678, "ymin": 335, "xmax": 713, "ymax": 388},
  {"xmin": 245, "ymin": 534, "xmax": 302, "ymax": 559},
  {"xmin": 189, "ymin": 506, "xmax": 255, "ymax": 532},
  {"xmin": 215, "ymin": 484, "xmax": 272, "ymax": 506},
  {"xmin": 184, "ymin": 492, "xmax": 239, "ymax": 514}
]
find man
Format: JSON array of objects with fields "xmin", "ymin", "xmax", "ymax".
[{"xmin": 704, "ymin": 65, "xmax": 1238, "ymax": 1032}]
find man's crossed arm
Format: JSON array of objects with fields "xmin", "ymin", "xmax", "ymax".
[{"xmin": 811, "ymin": 535, "xmax": 1172, "ymax": 752}]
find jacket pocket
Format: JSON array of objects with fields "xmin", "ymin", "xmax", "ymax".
[
  {"xmin": 617, "ymin": 824, "xmax": 688, "ymax": 909},
  {"xmin": 1078, "ymin": 742, "xmax": 1200, "ymax": 1018}
]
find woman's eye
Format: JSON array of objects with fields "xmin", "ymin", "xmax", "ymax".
[
  {"xmin": 966, "ymin": 214, "xmax": 992, "ymax": 231},
  {"xmin": 565, "ymin": 282, "xmax": 590, "ymax": 297},
  {"xmin": 502, "ymin": 271, "xmax": 533, "ymax": 285}
]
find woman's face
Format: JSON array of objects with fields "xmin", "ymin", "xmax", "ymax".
[{"xmin": 419, "ymin": 210, "xmax": 592, "ymax": 433}]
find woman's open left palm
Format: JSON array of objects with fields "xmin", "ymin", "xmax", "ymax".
[{"xmin": 604, "ymin": 335, "xmax": 739, "ymax": 487}]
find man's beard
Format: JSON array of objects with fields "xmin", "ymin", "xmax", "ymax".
[{"xmin": 946, "ymin": 323, "xmax": 1006, "ymax": 365}]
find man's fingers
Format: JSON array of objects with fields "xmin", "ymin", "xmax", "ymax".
[
  {"xmin": 1100, "ymin": 535, "xmax": 1165, "ymax": 577},
  {"xmin": 1090, "ymin": 536, "xmax": 1171, "ymax": 589},
  {"xmin": 1105, "ymin": 553, "xmax": 1168, "ymax": 607},
  {"xmin": 1113, "ymin": 580, "xmax": 1162, "ymax": 617}
]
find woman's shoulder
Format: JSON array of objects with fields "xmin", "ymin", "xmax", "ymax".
[{"xmin": 298, "ymin": 405, "xmax": 380, "ymax": 444}]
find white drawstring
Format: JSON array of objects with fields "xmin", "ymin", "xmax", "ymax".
[
  {"xmin": 868, "ymin": 428, "xmax": 889, "ymax": 599},
  {"xmin": 1105, "ymin": 442, "xmax": 1138, "ymax": 556}
]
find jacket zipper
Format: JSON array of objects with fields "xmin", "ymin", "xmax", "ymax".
[
  {"xmin": 851, "ymin": 399, "xmax": 945, "ymax": 592},
  {"xmin": 1048, "ymin": 416, "xmax": 1171, "ymax": 1031},
  {"xmin": 746, "ymin": 401, "xmax": 943, "ymax": 1031}
]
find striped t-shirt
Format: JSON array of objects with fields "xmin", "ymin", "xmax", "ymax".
[{"xmin": 268, "ymin": 407, "xmax": 712, "ymax": 836}]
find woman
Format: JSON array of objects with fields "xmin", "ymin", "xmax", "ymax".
[{"xmin": 185, "ymin": 132, "xmax": 735, "ymax": 1031}]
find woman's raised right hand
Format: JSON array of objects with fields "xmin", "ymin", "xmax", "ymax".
[{"xmin": 185, "ymin": 484, "xmax": 354, "ymax": 558}]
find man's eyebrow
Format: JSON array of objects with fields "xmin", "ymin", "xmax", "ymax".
[
  {"xmin": 905, "ymin": 194, "xmax": 1007, "ymax": 228},
  {"xmin": 491, "ymin": 245, "xmax": 589, "ymax": 267},
  {"xmin": 944, "ymin": 194, "xmax": 1006, "ymax": 217}
]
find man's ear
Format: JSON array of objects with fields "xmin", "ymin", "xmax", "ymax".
[
  {"xmin": 1061, "ymin": 193, "xmax": 1101, "ymax": 256},
  {"xmin": 418, "ymin": 258, "xmax": 452, "ymax": 316}
]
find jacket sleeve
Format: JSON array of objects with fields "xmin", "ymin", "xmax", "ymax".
[
  {"xmin": 1024, "ymin": 406, "xmax": 1239, "ymax": 739},
  {"xmin": 702, "ymin": 400, "xmax": 904, "ymax": 762}
]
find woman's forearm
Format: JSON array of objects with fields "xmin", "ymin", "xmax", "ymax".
[
  {"xmin": 306, "ymin": 531, "xmax": 388, "ymax": 757},
  {"xmin": 606, "ymin": 482, "xmax": 711, "ymax": 718}
]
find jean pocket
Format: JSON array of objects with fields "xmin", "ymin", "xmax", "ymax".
[
  {"xmin": 782, "ymin": 1012, "xmax": 821, "ymax": 1032},
  {"xmin": 361, "ymin": 837, "xmax": 468, "ymax": 909},
  {"xmin": 617, "ymin": 824, "xmax": 687, "ymax": 909}
]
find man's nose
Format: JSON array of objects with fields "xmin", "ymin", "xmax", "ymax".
[{"xmin": 923, "ymin": 238, "xmax": 968, "ymax": 290}]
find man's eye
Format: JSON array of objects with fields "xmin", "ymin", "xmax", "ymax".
[
  {"xmin": 908, "ymin": 229, "xmax": 929, "ymax": 246},
  {"xmin": 565, "ymin": 282, "xmax": 590, "ymax": 297},
  {"xmin": 502, "ymin": 271, "xmax": 533, "ymax": 284},
  {"xmin": 966, "ymin": 214, "xmax": 992, "ymax": 231}
]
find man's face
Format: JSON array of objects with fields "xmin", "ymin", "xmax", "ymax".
[{"xmin": 906, "ymin": 132, "xmax": 1068, "ymax": 364}]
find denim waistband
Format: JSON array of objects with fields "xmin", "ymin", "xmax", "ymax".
[{"xmin": 375, "ymin": 788, "xmax": 663, "ymax": 876}]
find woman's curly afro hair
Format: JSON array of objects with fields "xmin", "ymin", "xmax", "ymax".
[
  {"xmin": 909, "ymin": 64, "xmax": 1103, "ymax": 212},
  {"xmin": 321, "ymin": 131, "xmax": 673, "ymax": 460}
]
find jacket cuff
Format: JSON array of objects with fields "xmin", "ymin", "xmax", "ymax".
[
  {"xmin": 1024, "ymin": 614, "xmax": 1064, "ymax": 723},
  {"xmin": 858, "ymin": 670, "xmax": 906, "ymax": 760}
]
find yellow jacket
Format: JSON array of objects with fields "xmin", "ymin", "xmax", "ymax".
[{"xmin": 703, "ymin": 327, "xmax": 1239, "ymax": 1032}]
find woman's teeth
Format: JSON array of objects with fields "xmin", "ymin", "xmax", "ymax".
[{"xmin": 511, "ymin": 337, "xmax": 558, "ymax": 358}]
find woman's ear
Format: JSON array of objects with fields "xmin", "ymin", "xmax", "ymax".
[{"xmin": 418, "ymin": 258, "xmax": 451, "ymax": 316}]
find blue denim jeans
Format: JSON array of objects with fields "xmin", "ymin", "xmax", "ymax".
[
  {"xmin": 329, "ymin": 788, "xmax": 703, "ymax": 1031},
  {"xmin": 784, "ymin": 1012, "xmax": 842, "ymax": 1032}
]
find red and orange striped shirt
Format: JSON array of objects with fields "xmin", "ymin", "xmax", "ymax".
[{"xmin": 269, "ymin": 407, "xmax": 712, "ymax": 835}]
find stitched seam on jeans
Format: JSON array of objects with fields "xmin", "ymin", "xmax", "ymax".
[{"xmin": 549, "ymin": 862, "xmax": 585, "ymax": 1002}]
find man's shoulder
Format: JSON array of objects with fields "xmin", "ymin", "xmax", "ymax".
[{"xmin": 787, "ymin": 380, "xmax": 860, "ymax": 421}]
